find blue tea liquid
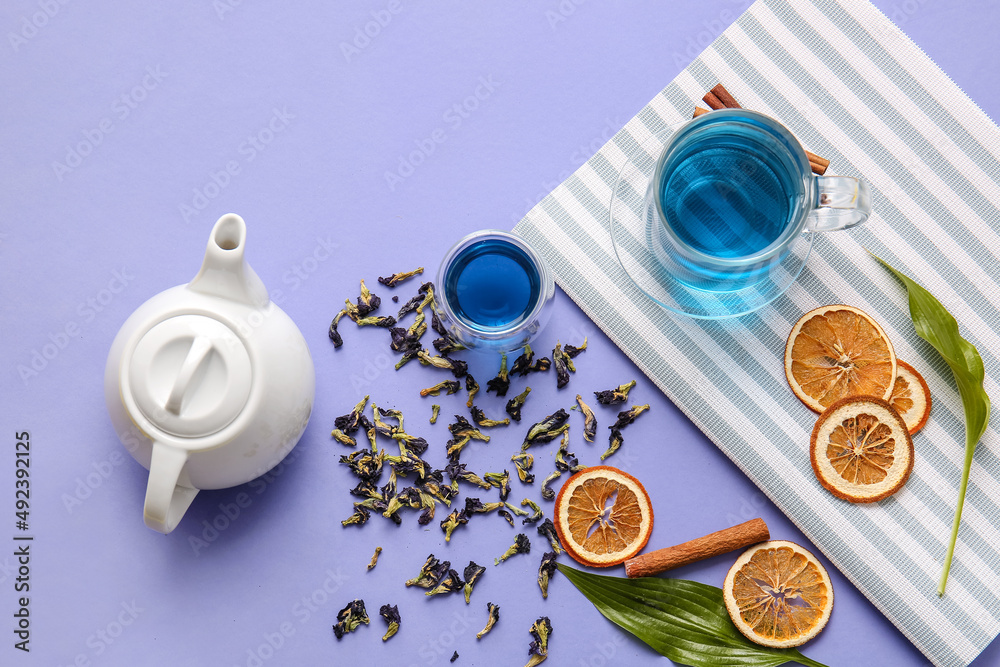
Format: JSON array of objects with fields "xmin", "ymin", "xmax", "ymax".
[
  {"xmin": 659, "ymin": 123, "xmax": 798, "ymax": 260},
  {"xmin": 444, "ymin": 239, "xmax": 541, "ymax": 330}
]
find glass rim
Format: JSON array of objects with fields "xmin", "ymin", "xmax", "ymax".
[{"xmin": 434, "ymin": 229, "xmax": 551, "ymax": 341}]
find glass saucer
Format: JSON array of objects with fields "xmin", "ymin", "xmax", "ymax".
[{"xmin": 609, "ymin": 129, "xmax": 813, "ymax": 320}]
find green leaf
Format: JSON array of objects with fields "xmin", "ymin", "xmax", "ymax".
[
  {"xmin": 872, "ymin": 255, "xmax": 991, "ymax": 596},
  {"xmin": 557, "ymin": 564, "xmax": 829, "ymax": 667}
]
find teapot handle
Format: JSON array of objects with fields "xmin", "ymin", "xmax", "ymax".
[{"xmin": 144, "ymin": 442, "xmax": 198, "ymax": 534}]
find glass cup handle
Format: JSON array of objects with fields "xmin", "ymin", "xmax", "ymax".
[{"xmin": 805, "ymin": 176, "xmax": 872, "ymax": 232}]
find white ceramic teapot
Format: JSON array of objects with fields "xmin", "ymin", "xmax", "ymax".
[{"xmin": 104, "ymin": 214, "xmax": 315, "ymax": 534}]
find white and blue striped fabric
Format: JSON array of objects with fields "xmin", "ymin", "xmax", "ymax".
[{"xmin": 513, "ymin": 1, "xmax": 999, "ymax": 665}]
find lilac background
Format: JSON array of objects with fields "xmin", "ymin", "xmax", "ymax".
[{"xmin": 1, "ymin": 1, "xmax": 998, "ymax": 665}]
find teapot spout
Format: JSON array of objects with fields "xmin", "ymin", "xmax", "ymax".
[{"xmin": 189, "ymin": 213, "xmax": 269, "ymax": 308}]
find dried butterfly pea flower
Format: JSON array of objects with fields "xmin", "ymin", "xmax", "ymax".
[
  {"xmin": 539, "ymin": 470, "xmax": 561, "ymax": 501},
  {"xmin": 433, "ymin": 337, "xmax": 466, "ymax": 356},
  {"xmin": 485, "ymin": 352, "xmax": 511, "ymax": 396},
  {"xmin": 510, "ymin": 452, "xmax": 535, "ymax": 484},
  {"xmin": 525, "ymin": 616, "xmax": 552, "ymax": 666},
  {"xmin": 505, "ymin": 387, "xmax": 531, "ymax": 422},
  {"xmin": 449, "ymin": 415, "xmax": 490, "ymax": 444},
  {"xmin": 520, "ymin": 498, "xmax": 543, "ymax": 525},
  {"xmin": 504, "ymin": 502, "xmax": 530, "ymax": 518},
  {"xmin": 537, "ymin": 551, "xmax": 558, "ymax": 599},
  {"xmin": 509, "ymin": 345, "xmax": 535, "ymax": 377},
  {"xmin": 339, "ymin": 449, "xmax": 385, "ymax": 482},
  {"xmin": 396, "ymin": 293, "xmax": 426, "ymax": 320},
  {"xmin": 367, "ymin": 546, "xmax": 382, "ymax": 571},
  {"xmin": 378, "ymin": 267, "xmax": 424, "ymax": 287},
  {"xmin": 405, "ymin": 554, "xmax": 450, "ymax": 588},
  {"xmin": 335, "ymin": 395, "xmax": 371, "ymax": 434},
  {"xmin": 418, "ymin": 350, "xmax": 468, "ymax": 378},
  {"xmin": 340, "ymin": 506, "xmax": 370, "ymax": 527},
  {"xmin": 465, "ymin": 374, "xmax": 480, "ymax": 408},
  {"xmin": 497, "ymin": 509, "xmax": 515, "ymax": 527},
  {"xmin": 484, "ymin": 470, "xmax": 511, "ymax": 501},
  {"xmin": 470, "ymin": 405, "xmax": 510, "ymax": 428},
  {"xmin": 331, "ymin": 429, "xmax": 357, "ymax": 447},
  {"xmin": 601, "ymin": 429, "xmax": 625, "ymax": 461},
  {"xmin": 495, "ymin": 533, "xmax": 531, "ymax": 565},
  {"xmin": 389, "ymin": 326, "xmax": 422, "ymax": 353},
  {"xmin": 450, "ymin": 651, "xmax": 459, "ymax": 663},
  {"xmin": 426, "ymin": 568, "xmax": 464, "ymax": 596},
  {"xmin": 328, "ymin": 309, "xmax": 348, "ymax": 347},
  {"xmin": 553, "ymin": 343, "xmax": 571, "ymax": 389},
  {"xmin": 391, "ymin": 433, "xmax": 429, "ymax": 457},
  {"xmin": 356, "ymin": 315, "xmax": 397, "ymax": 328},
  {"xmin": 446, "ymin": 462, "xmax": 492, "ymax": 491},
  {"xmin": 420, "ymin": 379, "xmax": 462, "ymax": 397},
  {"xmin": 463, "ymin": 561, "xmax": 486, "ymax": 604},
  {"xmin": 564, "ymin": 336, "xmax": 588, "ymax": 358},
  {"xmin": 466, "ymin": 498, "xmax": 505, "ymax": 516},
  {"xmin": 332, "ymin": 599, "xmax": 369, "ymax": 639},
  {"xmin": 521, "ymin": 409, "xmax": 570, "ymax": 450},
  {"xmin": 527, "ymin": 357, "xmax": 551, "ymax": 374},
  {"xmin": 477, "ymin": 603, "xmax": 500, "ymax": 639},
  {"xmin": 608, "ymin": 403, "xmax": 650, "ymax": 430},
  {"xmin": 395, "ymin": 348, "xmax": 421, "ymax": 370},
  {"xmin": 536, "ymin": 518, "xmax": 562, "ymax": 554},
  {"xmin": 356, "ymin": 279, "xmax": 382, "ymax": 317},
  {"xmin": 575, "ymin": 395, "xmax": 597, "ymax": 442},
  {"xmin": 430, "ymin": 404, "xmax": 441, "ymax": 424},
  {"xmin": 593, "ymin": 380, "xmax": 636, "ymax": 405},
  {"xmin": 440, "ymin": 509, "xmax": 470, "ymax": 542},
  {"xmin": 379, "ymin": 604, "xmax": 400, "ymax": 641}
]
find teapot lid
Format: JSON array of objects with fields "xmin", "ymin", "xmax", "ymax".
[{"xmin": 126, "ymin": 314, "xmax": 252, "ymax": 439}]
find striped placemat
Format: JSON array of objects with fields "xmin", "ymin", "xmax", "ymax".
[{"xmin": 513, "ymin": 1, "xmax": 1000, "ymax": 665}]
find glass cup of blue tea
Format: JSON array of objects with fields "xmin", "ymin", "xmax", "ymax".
[
  {"xmin": 648, "ymin": 108, "xmax": 871, "ymax": 294},
  {"xmin": 435, "ymin": 230, "xmax": 554, "ymax": 352}
]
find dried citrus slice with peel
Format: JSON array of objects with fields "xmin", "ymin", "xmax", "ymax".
[
  {"xmin": 810, "ymin": 396, "xmax": 913, "ymax": 502},
  {"xmin": 724, "ymin": 540, "xmax": 833, "ymax": 649},
  {"xmin": 889, "ymin": 359, "xmax": 932, "ymax": 435},
  {"xmin": 553, "ymin": 466, "xmax": 653, "ymax": 567},
  {"xmin": 785, "ymin": 305, "xmax": 896, "ymax": 412}
]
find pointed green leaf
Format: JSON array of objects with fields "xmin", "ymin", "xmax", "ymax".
[
  {"xmin": 557, "ymin": 564, "xmax": 829, "ymax": 667},
  {"xmin": 872, "ymin": 254, "xmax": 991, "ymax": 595}
]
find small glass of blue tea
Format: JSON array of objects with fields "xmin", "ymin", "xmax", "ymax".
[
  {"xmin": 435, "ymin": 230, "xmax": 554, "ymax": 351},
  {"xmin": 648, "ymin": 109, "xmax": 870, "ymax": 293}
]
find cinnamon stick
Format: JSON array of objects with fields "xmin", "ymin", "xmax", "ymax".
[
  {"xmin": 806, "ymin": 150, "xmax": 830, "ymax": 175},
  {"xmin": 624, "ymin": 518, "xmax": 769, "ymax": 578},
  {"xmin": 710, "ymin": 83, "xmax": 741, "ymax": 109},
  {"xmin": 702, "ymin": 91, "xmax": 725, "ymax": 110}
]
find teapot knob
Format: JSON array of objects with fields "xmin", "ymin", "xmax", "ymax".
[{"xmin": 128, "ymin": 315, "xmax": 252, "ymax": 438}]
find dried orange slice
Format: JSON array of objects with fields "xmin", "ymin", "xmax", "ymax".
[
  {"xmin": 785, "ymin": 305, "xmax": 896, "ymax": 413},
  {"xmin": 724, "ymin": 540, "xmax": 833, "ymax": 649},
  {"xmin": 810, "ymin": 396, "xmax": 913, "ymax": 503},
  {"xmin": 553, "ymin": 466, "xmax": 653, "ymax": 568},
  {"xmin": 889, "ymin": 360, "xmax": 932, "ymax": 435}
]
